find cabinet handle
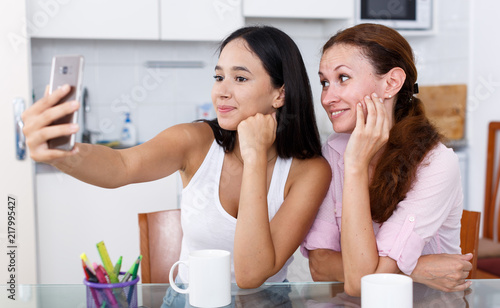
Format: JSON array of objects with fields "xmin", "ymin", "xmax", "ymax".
[{"xmin": 13, "ymin": 98, "xmax": 26, "ymax": 160}]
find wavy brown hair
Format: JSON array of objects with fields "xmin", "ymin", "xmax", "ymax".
[{"xmin": 323, "ymin": 23, "xmax": 442, "ymax": 223}]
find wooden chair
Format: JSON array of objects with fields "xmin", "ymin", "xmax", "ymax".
[
  {"xmin": 460, "ymin": 210, "xmax": 481, "ymax": 279},
  {"xmin": 138, "ymin": 209, "xmax": 182, "ymax": 283},
  {"xmin": 477, "ymin": 122, "xmax": 500, "ymax": 278}
]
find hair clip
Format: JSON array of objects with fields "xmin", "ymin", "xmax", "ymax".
[{"xmin": 413, "ymin": 83, "xmax": 419, "ymax": 94}]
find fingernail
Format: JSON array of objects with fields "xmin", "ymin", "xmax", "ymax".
[
  {"xmin": 62, "ymin": 84, "xmax": 70, "ymax": 91},
  {"xmin": 70, "ymin": 124, "xmax": 79, "ymax": 132},
  {"xmin": 71, "ymin": 100, "xmax": 79, "ymax": 107},
  {"xmin": 373, "ymin": 93, "xmax": 378, "ymax": 97}
]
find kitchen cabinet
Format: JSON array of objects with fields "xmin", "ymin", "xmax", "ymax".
[
  {"xmin": 160, "ymin": 0, "xmax": 244, "ymax": 41},
  {"xmin": 27, "ymin": 0, "xmax": 159, "ymax": 40},
  {"xmin": 27, "ymin": 0, "xmax": 243, "ymax": 41},
  {"xmin": 243, "ymin": 0, "xmax": 353, "ymax": 19},
  {"xmin": 27, "ymin": 0, "xmax": 351, "ymax": 41},
  {"xmin": 36, "ymin": 171, "xmax": 180, "ymax": 283}
]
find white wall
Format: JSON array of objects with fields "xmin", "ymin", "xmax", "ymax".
[
  {"xmin": 468, "ymin": 1, "xmax": 500, "ymax": 223},
  {"xmin": 405, "ymin": 1, "xmax": 469, "ymax": 86}
]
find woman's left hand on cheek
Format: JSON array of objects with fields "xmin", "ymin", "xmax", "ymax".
[
  {"xmin": 344, "ymin": 93, "xmax": 390, "ymax": 169},
  {"xmin": 237, "ymin": 113, "xmax": 277, "ymax": 163}
]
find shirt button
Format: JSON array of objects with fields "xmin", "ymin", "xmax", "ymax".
[{"xmin": 409, "ymin": 216, "xmax": 415, "ymax": 222}]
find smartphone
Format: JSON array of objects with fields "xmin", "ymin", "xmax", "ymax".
[{"xmin": 47, "ymin": 55, "xmax": 84, "ymax": 151}]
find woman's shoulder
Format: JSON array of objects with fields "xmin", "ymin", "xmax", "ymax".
[
  {"xmin": 157, "ymin": 121, "xmax": 214, "ymax": 146},
  {"xmin": 417, "ymin": 142, "xmax": 460, "ymax": 182},
  {"xmin": 289, "ymin": 155, "xmax": 332, "ymax": 183},
  {"xmin": 422, "ymin": 142, "xmax": 459, "ymax": 168}
]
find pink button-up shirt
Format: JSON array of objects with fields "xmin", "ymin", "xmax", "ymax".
[{"xmin": 301, "ymin": 133, "xmax": 463, "ymax": 274}]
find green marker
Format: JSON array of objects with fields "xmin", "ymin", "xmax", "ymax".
[
  {"xmin": 127, "ymin": 255, "xmax": 142, "ymax": 304},
  {"xmin": 113, "ymin": 256, "xmax": 122, "ymax": 276},
  {"xmin": 121, "ymin": 255, "xmax": 140, "ymax": 282},
  {"xmin": 131, "ymin": 255, "xmax": 142, "ymax": 279}
]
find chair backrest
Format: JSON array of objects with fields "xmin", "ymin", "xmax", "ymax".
[
  {"xmin": 460, "ymin": 209, "xmax": 481, "ymax": 279},
  {"xmin": 484, "ymin": 122, "xmax": 500, "ymax": 241},
  {"xmin": 138, "ymin": 209, "xmax": 182, "ymax": 283}
]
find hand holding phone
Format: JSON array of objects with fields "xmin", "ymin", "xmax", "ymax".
[{"xmin": 47, "ymin": 55, "xmax": 84, "ymax": 151}]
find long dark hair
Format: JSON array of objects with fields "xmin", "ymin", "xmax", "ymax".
[
  {"xmin": 203, "ymin": 25, "xmax": 322, "ymax": 159},
  {"xmin": 323, "ymin": 23, "xmax": 441, "ymax": 223}
]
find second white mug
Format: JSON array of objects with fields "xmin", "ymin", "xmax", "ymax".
[
  {"xmin": 169, "ymin": 249, "xmax": 231, "ymax": 307},
  {"xmin": 361, "ymin": 273, "xmax": 413, "ymax": 308}
]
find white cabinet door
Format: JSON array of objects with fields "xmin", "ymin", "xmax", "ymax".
[
  {"xmin": 243, "ymin": 0, "xmax": 353, "ymax": 19},
  {"xmin": 27, "ymin": 0, "xmax": 159, "ymax": 40},
  {"xmin": 160, "ymin": 0, "xmax": 244, "ymax": 41},
  {"xmin": 0, "ymin": 0, "xmax": 38, "ymax": 287}
]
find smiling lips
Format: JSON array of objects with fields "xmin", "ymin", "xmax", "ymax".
[{"xmin": 330, "ymin": 109, "xmax": 348, "ymax": 119}]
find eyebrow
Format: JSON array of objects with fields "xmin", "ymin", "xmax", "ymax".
[
  {"xmin": 318, "ymin": 64, "xmax": 348, "ymax": 76},
  {"xmin": 215, "ymin": 65, "xmax": 252, "ymax": 74}
]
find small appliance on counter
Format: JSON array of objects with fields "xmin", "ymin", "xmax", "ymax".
[{"xmin": 81, "ymin": 87, "xmax": 100, "ymax": 144}]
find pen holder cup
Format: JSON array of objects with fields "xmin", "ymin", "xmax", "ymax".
[{"xmin": 83, "ymin": 272, "xmax": 140, "ymax": 308}]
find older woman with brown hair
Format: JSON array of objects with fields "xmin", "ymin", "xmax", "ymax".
[{"xmin": 301, "ymin": 23, "xmax": 472, "ymax": 296}]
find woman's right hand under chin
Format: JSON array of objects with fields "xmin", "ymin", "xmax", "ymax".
[
  {"xmin": 22, "ymin": 84, "xmax": 80, "ymax": 164},
  {"xmin": 237, "ymin": 112, "xmax": 277, "ymax": 165},
  {"xmin": 343, "ymin": 93, "xmax": 390, "ymax": 172}
]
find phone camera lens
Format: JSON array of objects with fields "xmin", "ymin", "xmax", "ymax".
[{"xmin": 60, "ymin": 66, "xmax": 69, "ymax": 74}]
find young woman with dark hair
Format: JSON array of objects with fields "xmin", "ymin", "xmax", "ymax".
[
  {"xmin": 204, "ymin": 26, "xmax": 321, "ymax": 159},
  {"xmin": 301, "ymin": 23, "xmax": 471, "ymax": 296},
  {"xmin": 22, "ymin": 25, "xmax": 331, "ymax": 290}
]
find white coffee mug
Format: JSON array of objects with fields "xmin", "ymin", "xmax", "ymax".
[
  {"xmin": 169, "ymin": 249, "xmax": 231, "ymax": 307},
  {"xmin": 361, "ymin": 273, "xmax": 413, "ymax": 308}
]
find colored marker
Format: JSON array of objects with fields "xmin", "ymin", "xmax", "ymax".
[
  {"xmin": 131, "ymin": 255, "xmax": 142, "ymax": 280},
  {"xmin": 121, "ymin": 256, "xmax": 139, "ymax": 283},
  {"xmin": 80, "ymin": 252, "xmax": 95, "ymax": 275},
  {"xmin": 93, "ymin": 263, "xmax": 118, "ymax": 308},
  {"xmin": 82, "ymin": 259, "xmax": 90, "ymax": 280},
  {"xmin": 82, "ymin": 260, "xmax": 98, "ymax": 283},
  {"xmin": 82, "ymin": 260, "xmax": 100, "ymax": 307},
  {"xmin": 113, "ymin": 256, "xmax": 122, "ymax": 277},
  {"xmin": 127, "ymin": 255, "xmax": 142, "ymax": 304},
  {"xmin": 96, "ymin": 241, "xmax": 119, "ymax": 283}
]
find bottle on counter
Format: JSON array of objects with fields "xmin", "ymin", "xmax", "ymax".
[{"xmin": 120, "ymin": 112, "xmax": 137, "ymax": 147}]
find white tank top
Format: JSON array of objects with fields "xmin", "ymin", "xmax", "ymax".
[{"xmin": 178, "ymin": 140, "xmax": 294, "ymax": 283}]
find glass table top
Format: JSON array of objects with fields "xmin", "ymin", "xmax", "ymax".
[{"xmin": 1, "ymin": 279, "xmax": 499, "ymax": 307}]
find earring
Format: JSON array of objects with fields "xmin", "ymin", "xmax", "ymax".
[{"xmin": 388, "ymin": 94, "xmax": 392, "ymax": 98}]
